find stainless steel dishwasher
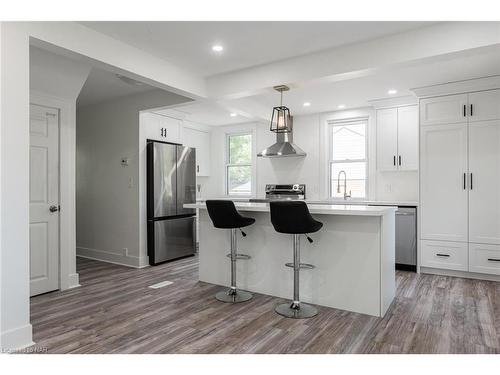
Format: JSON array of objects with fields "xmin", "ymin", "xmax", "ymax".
[{"xmin": 395, "ymin": 207, "xmax": 417, "ymax": 271}]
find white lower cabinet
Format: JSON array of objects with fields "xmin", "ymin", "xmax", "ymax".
[
  {"xmin": 420, "ymin": 240, "xmax": 468, "ymax": 271},
  {"xmin": 469, "ymin": 243, "xmax": 500, "ymax": 275}
]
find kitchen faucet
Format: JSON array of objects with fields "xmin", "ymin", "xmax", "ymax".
[{"xmin": 337, "ymin": 170, "xmax": 351, "ymax": 200}]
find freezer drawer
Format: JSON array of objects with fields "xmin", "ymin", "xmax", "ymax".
[{"xmin": 148, "ymin": 216, "xmax": 195, "ymax": 265}]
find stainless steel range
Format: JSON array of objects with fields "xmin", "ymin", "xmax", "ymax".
[{"xmin": 249, "ymin": 184, "xmax": 306, "ymax": 203}]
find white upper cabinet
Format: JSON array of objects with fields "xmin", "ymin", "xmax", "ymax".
[
  {"xmin": 183, "ymin": 126, "xmax": 211, "ymax": 177},
  {"xmin": 376, "ymin": 105, "xmax": 418, "ymax": 171},
  {"xmin": 468, "ymin": 120, "xmax": 500, "ymax": 245},
  {"xmin": 141, "ymin": 112, "xmax": 182, "ymax": 144},
  {"xmin": 468, "ymin": 89, "xmax": 500, "ymax": 122},
  {"xmin": 397, "ymin": 105, "xmax": 419, "ymax": 171},
  {"xmin": 420, "ymin": 94, "xmax": 468, "ymax": 126},
  {"xmin": 376, "ymin": 108, "xmax": 398, "ymax": 171},
  {"xmin": 420, "ymin": 123, "xmax": 468, "ymax": 242}
]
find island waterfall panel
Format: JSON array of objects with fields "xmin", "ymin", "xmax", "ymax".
[{"xmin": 189, "ymin": 203, "xmax": 396, "ymax": 317}]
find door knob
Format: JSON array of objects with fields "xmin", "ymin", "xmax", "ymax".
[{"xmin": 49, "ymin": 205, "xmax": 60, "ymax": 213}]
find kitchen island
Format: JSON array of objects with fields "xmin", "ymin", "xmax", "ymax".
[{"xmin": 184, "ymin": 201, "xmax": 396, "ymax": 317}]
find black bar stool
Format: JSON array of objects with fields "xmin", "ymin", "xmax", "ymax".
[
  {"xmin": 205, "ymin": 200, "xmax": 255, "ymax": 303},
  {"xmin": 269, "ymin": 201, "xmax": 323, "ymax": 318}
]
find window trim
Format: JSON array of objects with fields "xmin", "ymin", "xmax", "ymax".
[
  {"xmin": 328, "ymin": 118, "xmax": 369, "ymax": 200},
  {"xmin": 225, "ymin": 131, "xmax": 253, "ymax": 197}
]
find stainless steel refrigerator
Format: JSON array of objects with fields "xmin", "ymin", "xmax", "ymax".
[{"xmin": 147, "ymin": 140, "xmax": 196, "ymax": 265}]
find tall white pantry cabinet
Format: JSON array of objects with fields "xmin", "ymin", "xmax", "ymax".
[{"xmin": 419, "ymin": 86, "xmax": 500, "ymax": 277}]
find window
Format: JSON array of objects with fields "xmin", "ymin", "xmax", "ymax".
[
  {"xmin": 226, "ymin": 133, "xmax": 252, "ymax": 195},
  {"xmin": 329, "ymin": 119, "xmax": 368, "ymax": 199}
]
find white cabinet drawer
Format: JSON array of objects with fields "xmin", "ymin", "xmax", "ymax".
[
  {"xmin": 469, "ymin": 243, "xmax": 500, "ymax": 275},
  {"xmin": 420, "ymin": 240, "xmax": 467, "ymax": 271}
]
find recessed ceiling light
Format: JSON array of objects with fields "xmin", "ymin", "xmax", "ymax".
[
  {"xmin": 388, "ymin": 89, "xmax": 398, "ymax": 95},
  {"xmin": 303, "ymin": 102, "xmax": 311, "ymax": 107},
  {"xmin": 337, "ymin": 104, "xmax": 346, "ymax": 109},
  {"xmin": 212, "ymin": 45, "xmax": 224, "ymax": 52},
  {"xmin": 230, "ymin": 113, "xmax": 237, "ymax": 117}
]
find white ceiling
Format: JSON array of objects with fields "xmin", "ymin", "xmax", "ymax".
[
  {"xmin": 154, "ymin": 102, "xmax": 251, "ymax": 126},
  {"xmin": 154, "ymin": 45, "xmax": 500, "ymax": 126},
  {"xmin": 80, "ymin": 21, "xmax": 433, "ymax": 77},
  {"xmin": 77, "ymin": 68, "xmax": 157, "ymax": 107},
  {"xmin": 247, "ymin": 47, "xmax": 500, "ymax": 116}
]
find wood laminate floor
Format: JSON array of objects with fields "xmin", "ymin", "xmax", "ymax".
[{"xmin": 29, "ymin": 256, "xmax": 500, "ymax": 354}]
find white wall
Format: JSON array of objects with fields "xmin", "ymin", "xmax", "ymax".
[
  {"xmin": 30, "ymin": 46, "xmax": 92, "ymax": 292},
  {"xmin": 30, "ymin": 47, "xmax": 91, "ymax": 100},
  {"xmin": 0, "ymin": 21, "xmax": 206, "ymax": 350},
  {"xmin": 206, "ymin": 107, "xmax": 418, "ymax": 202},
  {"xmin": 0, "ymin": 22, "xmax": 32, "ymax": 350},
  {"xmin": 76, "ymin": 89, "xmax": 191, "ymax": 268}
]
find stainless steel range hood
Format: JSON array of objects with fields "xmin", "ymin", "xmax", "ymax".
[{"xmin": 257, "ymin": 119, "xmax": 306, "ymax": 158}]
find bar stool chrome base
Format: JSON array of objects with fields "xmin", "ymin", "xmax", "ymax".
[
  {"xmin": 216, "ymin": 288, "xmax": 253, "ymax": 303},
  {"xmin": 275, "ymin": 301, "xmax": 318, "ymax": 319}
]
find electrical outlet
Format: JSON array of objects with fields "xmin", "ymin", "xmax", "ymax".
[
  {"xmin": 385, "ymin": 184, "xmax": 393, "ymax": 193},
  {"xmin": 128, "ymin": 177, "xmax": 133, "ymax": 188}
]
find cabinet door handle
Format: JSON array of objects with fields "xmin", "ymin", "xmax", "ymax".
[
  {"xmin": 463, "ymin": 173, "xmax": 466, "ymax": 190},
  {"xmin": 470, "ymin": 104, "xmax": 473, "ymax": 117},
  {"xmin": 197, "ymin": 165, "xmax": 200, "ymax": 173},
  {"xmin": 398, "ymin": 155, "xmax": 401, "ymax": 166},
  {"xmin": 436, "ymin": 253, "xmax": 450, "ymax": 258},
  {"xmin": 470, "ymin": 173, "xmax": 473, "ymax": 190},
  {"xmin": 487, "ymin": 258, "xmax": 500, "ymax": 262},
  {"xmin": 463, "ymin": 105, "xmax": 466, "ymax": 117},
  {"xmin": 393, "ymin": 156, "xmax": 396, "ymax": 166}
]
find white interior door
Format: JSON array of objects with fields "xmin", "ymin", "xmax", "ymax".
[
  {"xmin": 469, "ymin": 120, "xmax": 500, "ymax": 245},
  {"xmin": 397, "ymin": 105, "xmax": 418, "ymax": 171},
  {"xmin": 420, "ymin": 123, "xmax": 468, "ymax": 242},
  {"xmin": 376, "ymin": 108, "xmax": 398, "ymax": 171},
  {"xmin": 30, "ymin": 104, "xmax": 60, "ymax": 296}
]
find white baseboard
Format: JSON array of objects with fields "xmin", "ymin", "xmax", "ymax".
[
  {"xmin": 77, "ymin": 247, "xmax": 149, "ymax": 268},
  {"xmin": 0, "ymin": 324, "xmax": 34, "ymax": 352},
  {"xmin": 67, "ymin": 273, "xmax": 81, "ymax": 289},
  {"xmin": 421, "ymin": 267, "xmax": 500, "ymax": 282}
]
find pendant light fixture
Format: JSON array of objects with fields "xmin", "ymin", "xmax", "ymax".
[{"xmin": 270, "ymin": 85, "xmax": 292, "ymax": 133}]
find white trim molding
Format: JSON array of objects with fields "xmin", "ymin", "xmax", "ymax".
[
  {"xmin": 411, "ymin": 75, "xmax": 500, "ymax": 98},
  {"xmin": 420, "ymin": 267, "xmax": 500, "ymax": 283},
  {"xmin": 368, "ymin": 95, "xmax": 418, "ymax": 109},
  {"xmin": 77, "ymin": 247, "xmax": 150, "ymax": 269},
  {"xmin": 0, "ymin": 324, "xmax": 34, "ymax": 351}
]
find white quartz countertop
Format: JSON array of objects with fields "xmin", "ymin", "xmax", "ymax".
[
  {"xmin": 196, "ymin": 197, "xmax": 417, "ymax": 207},
  {"xmin": 185, "ymin": 201, "xmax": 396, "ymax": 216}
]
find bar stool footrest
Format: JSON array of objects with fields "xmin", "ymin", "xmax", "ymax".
[
  {"xmin": 285, "ymin": 262, "xmax": 315, "ymax": 269},
  {"xmin": 226, "ymin": 253, "xmax": 251, "ymax": 260}
]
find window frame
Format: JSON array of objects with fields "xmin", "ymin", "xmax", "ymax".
[
  {"xmin": 225, "ymin": 131, "xmax": 253, "ymax": 197},
  {"xmin": 328, "ymin": 118, "xmax": 369, "ymax": 200}
]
